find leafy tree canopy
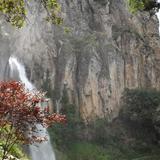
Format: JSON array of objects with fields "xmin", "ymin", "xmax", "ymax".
[
  {"xmin": 120, "ymin": 88, "xmax": 160, "ymax": 126},
  {"xmin": 0, "ymin": 0, "xmax": 62, "ymax": 28},
  {"xmin": 0, "ymin": 81, "xmax": 66, "ymax": 159},
  {"xmin": 128, "ymin": 0, "xmax": 160, "ymax": 13}
]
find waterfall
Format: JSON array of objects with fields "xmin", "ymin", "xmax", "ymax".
[
  {"xmin": 8, "ymin": 56, "xmax": 56, "ymax": 160},
  {"xmin": 9, "ymin": 57, "xmax": 34, "ymax": 90}
]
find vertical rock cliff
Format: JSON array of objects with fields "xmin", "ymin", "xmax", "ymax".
[{"xmin": 1, "ymin": 0, "xmax": 160, "ymax": 121}]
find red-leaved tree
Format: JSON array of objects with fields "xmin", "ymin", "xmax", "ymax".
[{"xmin": 0, "ymin": 81, "xmax": 66, "ymax": 160}]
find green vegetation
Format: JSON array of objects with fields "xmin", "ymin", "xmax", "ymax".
[
  {"xmin": 127, "ymin": 0, "xmax": 160, "ymax": 13},
  {"xmin": 0, "ymin": 0, "xmax": 26, "ymax": 28},
  {"xmin": 128, "ymin": 0, "xmax": 145, "ymax": 13},
  {"xmin": 43, "ymin": 74, "xmax": 160, "ymax": 160},
  {"xmin": 49, "ymin": 88, "xmax": 160, "ymax": 160},
  {"xmin": 1, "ymin": 0, "xmax": 159, "ymax": 28},
  {"xmin": 121, "ymin": 88, "xmax": 160, "ymax": 127},
  {"xmin": 0, "ymin": 81, "xmax": 65, "ymax": 159},
  {"xmin": 64, "ymin": 141, "xmax": 160, "ymax": 160},
  {"xmin": 49, "ymin": 86, "xmax": 83, "ymax": 148},
  {"xmin": 3, "ymin": 144, "xmax": 29, "ymax": 160},
  {"xmin": 0, "ymin": 0, "xmax": 62, "ymax": 28},
  {"xmin": 52, "ymin": 130, "xmax": 160, "ymax": 160},
  {"xmin": 66, "ymin": 142, "xmax": 110, "ymax": 160},
  {"xmin": 49, "ymin": 104, "xmax": 80, "ymax": 147},
  {"xmin": 0, "ymin": 126, "xmax": 29, "ymax": 160}
]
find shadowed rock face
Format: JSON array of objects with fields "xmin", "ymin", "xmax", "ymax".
[
  {"xmin": 0, "ymin": 20, "xmax": 12, "ymax": 80},
  {"xmin": 1, "ymin": 0, "xmax": 160, "ymax": 121}
]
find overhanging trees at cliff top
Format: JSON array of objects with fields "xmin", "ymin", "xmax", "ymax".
[
  {"xmin": 1, "ymin": 0, "xmax": 160, "ymax": 28},
  {"xmin": 128, "ymin": 0, "xmax": 160, "ymax": 13},
  {"xmin": 0, "ymin": 0, "xmax": 62, "ymax": 28}
]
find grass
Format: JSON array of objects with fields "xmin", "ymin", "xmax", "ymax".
[{"xmin": 53, "ymin": 141, "xmax": 160, "ymax": 160}]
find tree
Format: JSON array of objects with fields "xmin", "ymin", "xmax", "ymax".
[
  {"xmin": 0, "ymin": 81, "xmax": 66, "ymax": 160},
  {"xmin": 128, "ymin": 0, "xmax": 160, "ymax": 13},
  {"xmin": 0, "ymin": 0, "xmax": 63, "ymax": 28},
  {"xmin": 120, "ymin": 88, "xmax": 160, "ymax": 126}
]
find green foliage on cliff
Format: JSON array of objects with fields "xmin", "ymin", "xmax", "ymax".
[
  {"xmin": 0, "ymin": 0, "xmax": 26, "ymax": 28},
  {"xmin": 128, "ymin": 0, "xmax": 145, "ymax": 13},
  {"xmin": 127, "ymin": 0, "xmax": 160, "ymax": 13},
  {"xmin": 0, "ymin": 0, "xmax": 62, "ymax": 28},
  {"xmin": 49, "ymin": 104, "xmax": 79, "ymax": 147},
  {"xmin": 49, "ymin": 88, "xmax": 83, "ymax": 147},
  {"xmin": 121, "ymin": 88, "xmax": 160, "ymax": 126},
  {"xmin": 52, "ymin": 88, "xmax": 160, "ymax": 160}
]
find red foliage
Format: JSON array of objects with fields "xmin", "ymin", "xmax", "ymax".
[{"xmin": 0, "ymin": 81, "xmax": 66, "ymax": 144}]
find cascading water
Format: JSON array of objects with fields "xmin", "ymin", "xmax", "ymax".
[
  {"xmin": 8, "ymin": 56, "xmax": 56, "ymax": 160},
  {"xmin": 9, "ymin": 57, "xmax": 34, "ymax": 90}
]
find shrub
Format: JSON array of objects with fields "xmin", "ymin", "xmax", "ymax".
[{"xmin": 121, "ymin": 88, "xmax": 160, "ymax": 126}]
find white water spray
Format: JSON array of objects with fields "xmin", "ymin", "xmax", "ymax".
[
  {"xmin": 8, "ymin": 56, "xmax": 56, "ymax": 160},
  {"xmin": 9, "ymin": 57, "xmax": 34, "ymax": 90}
]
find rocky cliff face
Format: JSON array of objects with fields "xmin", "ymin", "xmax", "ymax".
[{"xmin": 1, "ymin": 0, "xmax": 160, "ymax": 121}]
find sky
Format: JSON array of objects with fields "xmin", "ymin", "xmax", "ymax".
[{"xmin": 156, "ymin": 0, "xmax": 160, "ymax": 32}]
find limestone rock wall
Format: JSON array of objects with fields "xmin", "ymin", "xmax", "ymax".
[{"xmin": 1, "ymin": 0, "xmax": 160, "ymax": 121}]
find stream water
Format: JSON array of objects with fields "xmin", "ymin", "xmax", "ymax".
[{"xmin": 8, "ymin": 56, "xmax": 56, "ymax": 160}]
